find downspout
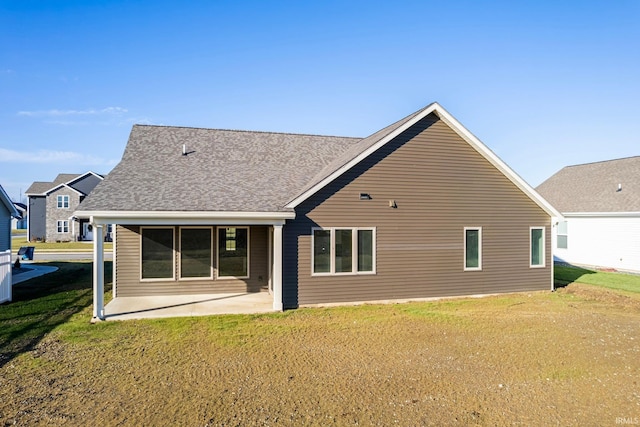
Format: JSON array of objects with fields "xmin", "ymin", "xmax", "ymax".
[{"xmin": 91, "ymin": 217, "xmax": 105, "ymax": 322}]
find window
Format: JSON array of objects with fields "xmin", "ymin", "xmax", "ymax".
[
  {"xmin": 141, "ymin": 227, "xmax": 175, "ymax": 280},
  {"xmin": 464, "ymin": 227, "xmax": 482, "ymax": 270},
  {"xmin": 57, "ymin": 220, "xmax": 69, "ymax": 233},
  {"xmin": 57, "ymin": 195, "xmax": 69, "ymax": 208},
  {"xmin": 357, "ymin": 229, "xmax": 374, "ymax": 272},
  {"xmin": 530, "ymin": 227, "xmax": 545, "ymax": 267},
  {"xmin": 312, "ymin": 227, "xmax": 376, "ymax": 275},
  {"xmin": 557, "ymin": 221, "xmax": 568, "ymax": 249},
  {"xmin": 313, "ymin": 229, "xmax": 331, "ymax": 273},
  {"xmin": 335, "ymin": 229, "xmax": 353, "ymax": 273},
  {"xmin": 218, "ymin": 227, "xmax": 249, "ymax": 278},
  {"xmin": 180, "ymin": 228, "xmax": 212, "ymax": 279}
]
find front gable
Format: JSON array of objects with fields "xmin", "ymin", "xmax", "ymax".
[
  {"xmin": 67, "ymin": 172, "xmax": 103, "ymax": 196},
  {"xmin": 287, "ymin": 103, "xmax": 559, "ymax": 219},
  {"xmin": 285, "ymin": 112, "xmax": 555, "ymax": 306}
]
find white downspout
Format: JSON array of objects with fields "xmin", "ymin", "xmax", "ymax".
[{"xmin": 92, "ymin": 221, "xmax": 105, "ymax": 321}]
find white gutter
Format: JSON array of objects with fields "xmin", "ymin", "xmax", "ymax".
[
  {"xmin": 562, "ymin": 212, "xmax": 640, "ymax": 218},
  {"xmin": 74, "ymin": 210, "xmax": 295, "ymax": 225}
]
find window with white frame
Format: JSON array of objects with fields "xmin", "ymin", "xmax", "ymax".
[
  {"xmin": 464, "ymin": 227, "xmax": 482, "ymax": 270},
  {"xmin": 557, "ymin": 221, "xmax": 568, "ymax": 249},
  {"xmin": 180, "ymin": 227, "xmax": 212, "ymax": 279},
  {"xmin": 530, "ymin": 227, "xmax": 545, "ymax": 267},
  {"xmin": 312, "ymin": 227, "xmax": 376, "ymax": 275},
  {"xmin": 218, "ymin": 227, "xmax": 249, "ymax": 278},
  {"xmin": 57, "ymin": 220, "xmax": 69, "ymax": 233},
  {"xmin": 141, "ymin": 227, "xmax": 175, "ymax": 280},
  {"xmin": 57, "ymin": 195, "xmax": 69, "ymax": 208}
]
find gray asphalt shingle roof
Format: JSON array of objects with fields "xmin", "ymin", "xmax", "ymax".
[
  {"xmin": 78, "ymin": 126, "xmax": 360, "ymax": 212},
  {"xmin": 25, "ymin": 173, "xmax": 94, "ymax": 195},
  {"xmin": 536, "ymin": 156, "xmax": 640, "ymax": 212},
  {"xmin": 25, "ymin": 181, "xmax": 55, "ymax": 195},
  {"xmin": 292, "ymin": 105, "xmax": 429, "ymax": 202}
]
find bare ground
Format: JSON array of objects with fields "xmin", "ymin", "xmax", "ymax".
[{"xmin": 1, "ymin": 284, "xmax": 639, "ymax": 426}]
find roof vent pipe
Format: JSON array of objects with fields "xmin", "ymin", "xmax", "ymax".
[
  {"xmin": 617, "ymin": 183, "xmax": 622, "ymax": 192},
  {"xmin": 182, "ymin": 144, "xmax": 186, "ymax": 156}
]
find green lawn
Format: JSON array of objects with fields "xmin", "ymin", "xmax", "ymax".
[
  {"xmin": 11, "ymin": 238, "xmax": 113, "ymax": 251},
  {"xmin": 555, "ymin": 264, "xmax": 640, "ymax": 295},
  {"xmin": 1, "ymin": 263, "xmax": 639, "ymax": 425}
]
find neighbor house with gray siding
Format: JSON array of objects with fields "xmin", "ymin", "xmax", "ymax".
[
  {"xmin": 0, "ymin": 184, "xmax": 20, "ymax": 253},
  {"xmin": 26, "ymin": 172, "xmax": 105, "ymax": 242},
  {"xmin": 75, "ymin": 102, "xmax": 561, "ymax": 320},
  {"xmin": 1, "ymin": 184, "xmax": 21, "ymax": 303}
]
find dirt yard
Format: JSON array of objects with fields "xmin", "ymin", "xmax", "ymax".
[{"xmin": 1, "ymin": 283, "xmax": 639, "ymax": 426}]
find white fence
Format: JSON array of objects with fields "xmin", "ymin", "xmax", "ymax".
[{"xmin": 0, "ymin": 249, "xmax": 11, "ymax": 303}]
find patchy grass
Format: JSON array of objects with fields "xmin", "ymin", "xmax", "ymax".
[
  {"xmin": 0, "ymin": 262, "xmax": 112, "ymax": 363},
  {"xmin": 0, "ymin": 263, "xmax": 639, "ymax": 425}
]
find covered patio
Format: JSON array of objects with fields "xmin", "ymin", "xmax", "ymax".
[
  {"xmin": 103, "ymin": 291, "xmax": 274, "ymax": 321},
  {"xmin": 78, "ymin": 211, "xmax": 290, "ymax": 322}
]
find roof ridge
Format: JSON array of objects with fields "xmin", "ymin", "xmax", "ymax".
[
  {"xmin": 133, "ymin": 124, "xmax": 362, "ymax": 140},
  {"xmin": 565, "ymin": 155, "xmax": 640, "ymax": 169}
]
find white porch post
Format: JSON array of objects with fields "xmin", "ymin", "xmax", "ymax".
[
  {"xmin": 272, "ymin": 224, "xmax": 283, "ymax": 311},
  {"xmin": 92, "ymin": 223, "xmax": 105, "ymax": 321}
]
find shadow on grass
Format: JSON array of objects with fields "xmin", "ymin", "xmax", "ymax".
[
  {"xmin": 554, "ymin": 263, "xmax": 596, "ymax": 289},
  {"xmin": 0, "ymin": 261, "xmax": 111, "ymax": 368}
]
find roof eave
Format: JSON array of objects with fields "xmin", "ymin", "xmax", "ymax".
[
  {"xmin": 73, "ymin": 210, "xmax": 296, "ymax": 225},
  {"xmin": 562, "ymin": 211, "xmax": 640, "ymax": 218},
  {"xmin": 45, "ymin": 183, "xmax": 85, "ymax": 196},
  {"xmin": 0, "ymin": 186, "xmax": 20, "ymax": 218}
]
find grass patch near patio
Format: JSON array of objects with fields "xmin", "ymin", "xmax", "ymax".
[
  {"xmin": 0, "ymin": 262, "xmax": 112, "ymax": 361},
  {"xmin": 1, "ymin": 263, "xmax": 639, "ymax": 425}
]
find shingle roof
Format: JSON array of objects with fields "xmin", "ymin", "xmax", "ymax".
[
  {"xmin": 290, "ymin": 105, "xmax": 430, "ymax": 204},
  {"xmin": 78, "ymin": 102, "xmax": 560, "ymax": 218},
  {"xmin": 25, "ymin": 173, "xmax": 93, "ymax": 196},
  {"xmin": 53, "ymin": 174, "xmax": 80, "ymax": 186},
  {"xmin": 536, "ymin": 156, "xmax": 640, "ymax": 212},
  {"xmin": 25, "ymin": 181, "xmax": 54, "ymax": 195},
  {"xmin": 78, "ymin": 126, "xmax": 360, "ymax": 212}
]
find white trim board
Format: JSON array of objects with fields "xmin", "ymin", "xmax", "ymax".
[{"xmin": 285, "ymin": 102, "xmax": 561, "ymax": 219}]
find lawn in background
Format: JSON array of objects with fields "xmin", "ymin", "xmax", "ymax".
[{"xmin": 11, "ymin": 229, "xmax": 113, "ymax": 251}]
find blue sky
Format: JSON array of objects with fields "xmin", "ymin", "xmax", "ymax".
[{"xmin": 1, "ymin": 0, "xmax": 639, "ymax": 203}]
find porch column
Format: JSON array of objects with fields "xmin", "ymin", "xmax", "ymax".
[
  {"xmin": 272, "ymin": 224, "xmax": 283, "ymax": 311},
  {"xmin": 92, "ymin": 223, "xmax": 105, "ymax": 321}
]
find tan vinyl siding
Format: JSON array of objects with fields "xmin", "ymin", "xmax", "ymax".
[
  {"xmin": 291, "ymin": 113, "xmax": 552, "ymax": 306},
  {"xmin": 115, "ymin": 225, "xmax": 269, "ymax": 297}
]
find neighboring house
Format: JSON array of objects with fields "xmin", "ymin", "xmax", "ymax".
[
  {"xmin": 76, "ymin": 102, "xmax": 560, "ymax": 320},
  {"xmin": 12, "ymin": 202, "xmax": 27, "ymax": 230},
  {"xmin": 1, "ymin": 184, "xmax": 21, "ymax": 303},
  {"xmin": 25, "ymin": 172, "xmax": 105, "ymax": 242},
  {"xmin": 537, "ymin": 156, "xmax": 640, "ymax": 272},
  {"xmin": 0, "ymin": 185, "xmax": 20, "ymax": 252}
]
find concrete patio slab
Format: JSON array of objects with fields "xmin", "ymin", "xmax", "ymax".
[{"xmin": 103, "ymin": 292, "xmax": 275, "ymax": 321}]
